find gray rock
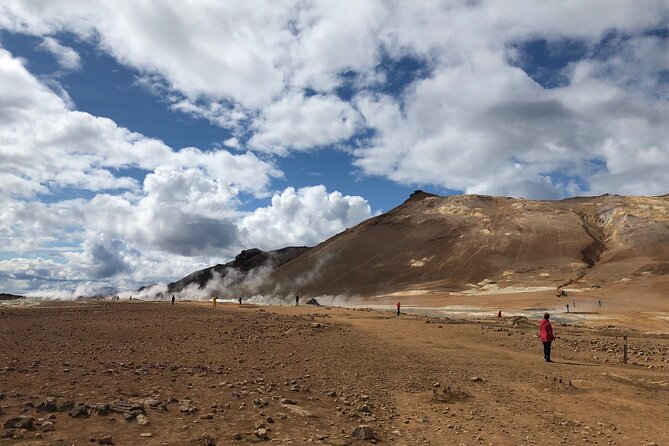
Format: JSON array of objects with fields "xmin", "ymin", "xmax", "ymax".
[
  {"xmin": 232, "ymin": 432, "xmax": 243, "ymax": 441},
  {"xmin": 40, "ymin": 421, "xmax": 55, "ymax": 432},
  {"xmin": 351, "ymin": 425, "xmax": 375, "ymax": 440},
  {"xmin": 98, "ymin": 434, "xmax": 113, "ymax": 444},
  {"xmin": 68, "ymin": 404, "xmax": 90, "ymax": 418},
  {"xmin": 2, "ymin": 416, "xmax": 34, "ymax": 429}
]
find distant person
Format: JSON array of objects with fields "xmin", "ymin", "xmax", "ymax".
[
  {"xmin": 238, "ymin": 296, "xmax": 242, "ymax": 305},
  {"xmin": 497, "ymin": 310, "xmax": 502, "ymax": 318},
  {"xmin": 171, "ymin": 295, "xmax": 175, "ymax": 305},
  {"xmin": 129, "ymin": 295, "xmax": 132, "ymax": 301},
  {"xmin": 598, "ymin": 299, "xmax": 601, "ymax": 308},
  {"xmin": 540, "ymin": 313, "xmax": 555, "ymax": 362},
  {"xmin": 295, "ymin": 293, "xmax": 299, "ymax": 306},
  {"xmin": 212, "ymin": 294, "xmax": 217, "ymax": 309},
  {"xmin": 566, "ymin": 303, "xmax": 569, "ymax": 313},
  {"xmin": 396, "ymin": 301, "xmax": 401, "ymax": 316},
  {"xmin": 564, "ymin": 290, "xmax": 568, "ymax": 298},
  {"xmin": 572, "ymin": 301, "xmax": 575, "ymax": 308}
]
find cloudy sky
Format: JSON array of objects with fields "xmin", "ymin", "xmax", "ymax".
[{"xmin": 1, "ymin": 1, "xmax": 668, "ymax": 296}]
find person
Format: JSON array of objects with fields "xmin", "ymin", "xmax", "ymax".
[
  {"xmin": 598, "ymin": 299, "xmax": 601, "ymax": 308},
  {"xmin": 212, "ymin": 294, "xmax": 217, "ymax": 309},
  {"xmin": 566, "ymin": 303, "xmax": 569, "ymax": 313},
  {"xmin": 171, "ymin": 295, "xmax": 175, "ymax": 305},
  {"xmin": 497, "ymin": 310, "xmax": 502, "ymax": 318},
  {"xmin": 396, "ymin": 301, "xmax": 401, "ymax": 316},
  {"xmin": 238, "ymin": 296, "xmax": 242, "ymax": 305},
  {"xmin": 572, "ymin": 301, "xmax": 575, "ymax": 308},
  {"xmin": 540, "ymin": 313, "xmax": 555, "ymax": 362},
  {"xmin": 295, "ymin": 293, "xmax": 299, "ymax": 306}
]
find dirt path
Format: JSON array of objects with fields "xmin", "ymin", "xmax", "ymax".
[{"xmin": 1, "ymin": 302, "xmax": 668, "ymax": 445}]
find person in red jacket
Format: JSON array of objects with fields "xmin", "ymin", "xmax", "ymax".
[
  {"xmin": 396, "ymin": 301, "xmax": 401, "ymax": 316},
  {"xmin": 540, "ymin": 313, "xmax": 555, "ymax": 362}
]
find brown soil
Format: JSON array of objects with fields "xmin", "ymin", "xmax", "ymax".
[{"xmin": 1, "ymin": 301, "xmax": 668, "ymax": 445}]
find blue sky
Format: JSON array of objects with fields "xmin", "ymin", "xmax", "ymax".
[{"xmin": 0, "ymin": 1, "xmax": 668, "ymax": 296}]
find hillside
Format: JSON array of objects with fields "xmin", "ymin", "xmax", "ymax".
[{"xmin": 170, "ymin": 192, "xmax": 669, "ymax": 300}]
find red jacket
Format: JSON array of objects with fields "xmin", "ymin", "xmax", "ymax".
[{"xmin": 540, "ymin": 319, "xmax": 555, "ymax": 342}]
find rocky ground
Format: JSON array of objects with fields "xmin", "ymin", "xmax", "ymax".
[{"xmin": 1, "ymin": 301, "xmax": 668, "ymax": 445}]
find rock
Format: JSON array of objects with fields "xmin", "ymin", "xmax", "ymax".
[
  {"xmin": 140, "ymin": 433, "xmax": 152, "ymax": 438},
  {"xmin": 351, "ymin": 425, "xmax": 375, "ymax": 440},
  {"xmin": 358, "ymin": 405, "xmax": 371, "ymax": 414},
  {"xmin": 277, "ymin": 412, "xmax": 288, "ymax": 419},
  {"xmin": 21, "ymin": 402, "xmax": 34, "ymax": 412},
  {"xmin": 470, "ymin": 376, "xmax": 484, "ymax": 383},
  {"xmin": 2, "ymin": 416, "xmax": 34, "ymax": 429},
  {"xmin": 280, "ymin": 398, "xmax": 296, "ymax": 405},
  {"xmin": 232, "ymin": 432, "xmax": 243, "ymax": 441},
  {"xmin": 68, "ymin": 404, "xmax": 90, "ymax": 418},
  {"xmin": 109, "ymin": 400, "xmax": 144, "ymax": 414},
  {"xmin": 194, "ymin": 432, "xmax": 216, "ymax": 446},
  {"xmin": 136, "ymin": 414, "xmax": 150, "ymax": 426},
  {"xmin": 40, "ymin": 421, "xmax": 55, "ymax": 432},
  {"xmin": 305, "ymin": 298, "xmax": 320, "ymax": 306},
  {"xmin": 200, "ymin": 413, "xmax": 214, "ymax": 420},
  {"xmin": 255, "ymin": 428, "xmax": 269, "ymax": 440},
  {"xmin": 98, "ymin": 434, "xmax": 113, "ymax": 444},
  {"xmin": 94, "ymin": 403, "xmax": 111, "ymax": 415},
  {"xmin": 36, "ymin": 397, "xmax": 58, "ymax": 413}
]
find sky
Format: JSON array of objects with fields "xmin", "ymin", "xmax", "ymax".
[{"xmin": 1, "ymin": 1, "xmax": 668, "ymax": 296}]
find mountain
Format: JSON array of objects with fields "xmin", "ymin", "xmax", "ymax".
[
  {"xmin": 169, "ymin": 191, "xmax": 669, "ymax": 299},
  {"xmin": 167, "ymin": 246, "xmax": 309, "ymax": 294}
]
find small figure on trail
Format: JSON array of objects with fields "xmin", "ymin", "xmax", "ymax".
[
  {"xmin": 540, "ymin": 313, "xmax": 555, "ymax": 362},
  {"xmin": 171, "ymin": 295, "xmax": 175, "ymax": 305},
  {"xmin": 564, "ymin": 290, "xmax": 568, "ymax": 298},
  {"xmin": 598, "ymin": 299, "xmax": 601, "ymax": 308},
  {"xmin": 295, "ymin": 293, "xmax": 299, "ymax": 306},
  {"xmin": 396, "ymin": 301, "xmax": 401, "ymax": 316},
  {"xmin": 238, "ymin": 296, "xmax": 242, "ymax": 305},
  {"xmin": 566, "ymin": 303, "xmax": 569, "ymax": 313},
  {"xmin": 129, "ymin": 295, "xmax": 132, "ymax": 301},
  {"xmin": 212, "ymin": 294, "xmax": 217, "ymax": 309},
  {"xmin": 497, "ymin": 310, "xmax": 502, "ymax": 318},
  {"xmin": 572, "ymin": 301, "xmax": 575, "ymax": 308}
]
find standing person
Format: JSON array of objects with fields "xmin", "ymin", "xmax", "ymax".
[
  {"xmin": 598, "ymin": 299, "xmax": 601, "ymax": 308},
  {"xmin": 212, "ymin": 294, "xmax": 217, "ymax": 309},
  {"xmin": 396, "ymin": 301, "xmax": 401, "ymax": 316},
  {"xmin": 295, "ymin": 293, "xmax": 299, "ymax": 306},
  {"xmin": 171, "ymin": 295, "xmax": 175, "ymax": 305},
  {"xmin": 540, "ymin": 313, "xmax": 555, "ymax": 362},
  {"xmin": 238, "ymin": 296, "xmax": 242, "ymax": 305},
  {"xmin": 497, "ymin": 310, "xmax": 502, "ymax": 318},
  {"xmin": 566, "ymin": 303, "xmax": 569, "ymax": 313}
]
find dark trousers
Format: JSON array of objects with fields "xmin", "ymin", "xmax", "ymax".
[
  {"xmin": 397, "ymin": 308, "xmax": 400, "ymax": 316},
  {"xmin": 543, "ymin": 341, "xmax": 552, "ymax": 361}
]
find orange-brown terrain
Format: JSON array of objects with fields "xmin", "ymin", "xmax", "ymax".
[
  {"xmin": 1, "ymin": 301, "xmax": 668, "ymax": 446},
  {"xmin": 2, "ymin": 192, "xmax": 669, "ymax": 445}
]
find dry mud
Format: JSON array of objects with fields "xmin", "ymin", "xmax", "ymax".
[{"xmin": 1, "ymin": 301, "xmax": 668, "ymax": 445}]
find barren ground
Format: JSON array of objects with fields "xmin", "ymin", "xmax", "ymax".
[{"xmin": 1, "ymin": 300, "xmax": 668, "ymax": 445}]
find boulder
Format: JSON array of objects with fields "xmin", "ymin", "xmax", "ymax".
[
  {"xmin": 351, "ymin": 425, "xmax": 375, "ymax": 440},
  {"xmin": 2, "ymin": 416, "xmax": 34, "ymax": 429}
]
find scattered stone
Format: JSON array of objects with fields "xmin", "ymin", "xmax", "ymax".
[
  {"xmin": 280, "ymin": 398, "xmax": 296, "ymax": 405},
  {"xmin": 140, "ymin": 433, "xmax": 152, "ymax": 438},
  {"xmin": 2, "ymin": 416, "xmax": 34, "ymax": 429},
  {"xmin": 232, "ymin": 432, "xmax": 243, "ymax": 441},
  {"xmin": 255, "ymin": 428, "xmax": 269, "ymax": 440},
  {"xmin": 68, "ymin": 404, "xmax": 90, "ymax": 418},
  {"xmin": 470, "ymin": 376, "xmax": 484, "ymax": 383},
  {"xmin": 98, "ymin": 434, "xmax": 113, "ymax": 444},
  {"xmin": 305, "ymin": 298, "xmax": 321, "ymax": 306},
  {"xmin": 36, "ymin": 397, "xmax": 58, "ymax": 413},
  {"xmin": 21, "ymin": 401, "xmax": 34, "ymax": 412},
  {"xmin": 200, "ymin": 413, "xmax": 214, "ymax": 420},
  {"xmin": 193, "ymin": 432, "xmax": 216, "ymax": 446},
  {"xmin": 40, "ymin": 421, "xmax": 55, "ymax": 432},
  {"xmin": 136, "ymin": 414, "xmax": 150, "ymax": 426},
  {"xmin": 351, "ymin": 425, "xmax": 375, "ymax": 440},
  {"xmin": 277, "ymin": 412, "xmax": 288, "ymax": 419}
]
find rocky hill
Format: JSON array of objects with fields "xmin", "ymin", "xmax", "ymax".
[{"xmin": 170, "ymin": 191, "xmax": 669, "ymax": 299}]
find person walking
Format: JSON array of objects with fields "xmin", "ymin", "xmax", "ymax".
[
  {"xmin": 396, "ymin": 301, "xmax": 401, "ymax": 316},
  {"xmin": 598, "ymin": 299, "xmax": 601, "ymax": 308},
  {"xmin": 566, "ymin": 303, "xmax": 569, "ymax": 313},
  {"xmin": 171, "ymin": 295, "xmax": 175, "ymax": 305},
  {"xmin": 295, "ymin": 293, "xmax": 299, "ymax": 306},
  {"xmin": 540, "ymin": 313, "xmax": 555, "ymax": 362},
  {"xmin": 212, "ymin": 294, "xmax": 217, "ymax": 309},
  {"xmin": 238, "ymin": 296, "xmax": 242, "ymax": 305}
]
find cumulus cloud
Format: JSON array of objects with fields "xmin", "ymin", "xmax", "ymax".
[{"xmin": 240, "ymin": 185, "xmax": 372, "ymax": 250}]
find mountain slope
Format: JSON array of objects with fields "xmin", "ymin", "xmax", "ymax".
[{"xmin": 170, "ymin": 192, "xmax": 669, "ymax": 299}]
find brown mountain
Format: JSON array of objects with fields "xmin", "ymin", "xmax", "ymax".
[{"xmin": 170, "ymin": 191, "xmax": 669, "ymax": 299}]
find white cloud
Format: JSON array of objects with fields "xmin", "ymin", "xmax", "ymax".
[
  {"xmin": 39, "ymin": 36, "xmax": 81, "ymax": 70},
  {"xmin": 240, "ymin": 185, "xmax": 372, "ymax": 250},
  {"xmin": 248, "ymin": 92, "xmax": 363, "ymax": 154}
]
